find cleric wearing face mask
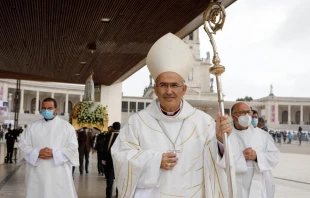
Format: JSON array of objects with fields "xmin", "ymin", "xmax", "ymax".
[
  {"xmin": 19, "ymin": 97, "xmax": 79, "ymax": 198},
  {"xmin": 251, "ymin": 109, "xmax": 259, "ymax": 128},
  {"xmin": 229, "ymin": 102, "xmax": 280, "ymax": 198}
]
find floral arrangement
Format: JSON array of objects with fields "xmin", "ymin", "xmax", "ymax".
[{"xmin": 71, "ymin": 102, "xmax": 107, "ymax": 124}]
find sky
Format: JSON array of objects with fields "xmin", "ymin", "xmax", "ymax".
[{"xmin": 122, "ymin": 0, "xmax": 310, "ymax": 101}]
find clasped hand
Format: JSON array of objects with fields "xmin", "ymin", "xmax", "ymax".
[
  {"xmin": 243, "ymin": 147, "xmax": 257, "ymax": 160},
  {"xmin": 39, "ymin": 147, "xmax": 53, "ymax": 159}
]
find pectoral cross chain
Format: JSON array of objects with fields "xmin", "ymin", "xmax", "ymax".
[{"xmin": 156, "ymin": 119, "xmax": 186, "ymax": 154}]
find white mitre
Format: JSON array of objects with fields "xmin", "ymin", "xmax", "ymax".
[{"xmin": 146, "ymin": 33, "xmax": 194, "ymax": 80}]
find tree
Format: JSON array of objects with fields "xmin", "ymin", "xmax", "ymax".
[{"xmin": 236, "ymin": 96, "xmax": 253, "ymax": 101}]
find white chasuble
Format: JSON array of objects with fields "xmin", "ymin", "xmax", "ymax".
[
  {"xmin": 19, "ymin": 116, "xmax": 79, "ymax": 198},
  {"xmin": 111, "ymin": 99, "xmax": 231, "ymax": 198},
  {"xmin": 229, "ymin": 125, "xmax": 280, "ymax": 198}
]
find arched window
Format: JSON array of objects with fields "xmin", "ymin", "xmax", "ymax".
[
  {"xmin": 296, "ymin": 111, "xmax": 300, "ymax": 124},
  {"xmin": 31, "ymin": 98, "xmax": 40, "ymax": 114},
  {"xmin": 282, "ymin": 111, "xmax": 288, "ymax": 124}
]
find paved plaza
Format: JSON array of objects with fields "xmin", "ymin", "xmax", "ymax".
[{"xmin": 0, "ymin": 141, "xmax": 309, "ymax": 198}]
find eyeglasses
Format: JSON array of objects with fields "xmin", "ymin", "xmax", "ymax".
[
  {"xmin": 156, "ymin": 83, "xmax": 183, "ymax": 90},
  {"xmin": 232, "ymin": 110, "xmax": 253, "ymax": 116},
  {"xmin": 41, "ymin": 107, "xmax": 54, "ymax": 111}
]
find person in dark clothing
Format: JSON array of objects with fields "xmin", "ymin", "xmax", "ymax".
[
  {"xmin": 298, "ymin": 126, "xmax": 303, "ymax": 145},
  {"xmin": 5, "ymin": 126, "xmax": 16, "ymax": 163},
  {"xmin": 78, "ymin": 127, "xmax": 94, "ymax": 174},
  {"xmin": 276, "ymin": 131, "xmax": 281, "ymax": 143},
  {"xmin": 103, "ymin": 122, "xmax": 120, "ymax": 198},
  {"xmin": 0, "ymin": 126, "xmax": 4, "ymax": 141},
  {"xmin": 271, "ymin": 131, "xmax": 276, "ymax": 142},
  {"xmin": 93, "ymin": 127, "xmax": 105, "ymax": 176},
  {"xmin": 257, "ymin": 117, "xmax": 268, "ymax": 132},
  {"xmin": 283, "ymin": 131, "xmax": 287, "ymax": 143}
]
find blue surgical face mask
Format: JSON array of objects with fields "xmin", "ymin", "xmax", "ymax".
[
  {"xmin": 251, "ymin": 118, "xmax": 258, "ymax": 127},
  {"xmin": 41, "ymin": 109, "xmax": 54, "ymax": 119}
]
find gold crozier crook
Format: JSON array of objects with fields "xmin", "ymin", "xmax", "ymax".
[{"xmin": 203, "ymin": 1, "xmax": 236, "ymax": 197}]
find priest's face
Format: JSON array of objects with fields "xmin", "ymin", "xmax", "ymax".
[
  {"xmin": 154, "ymin": 72, "xmax": 187, "ymax": 112},
  {"xmin": 231, "ymin": 102, "xmax": 252, "ymax": 130},
  {"xmin": 41, "ymin": 100, "xmax": 58, "ymax": 116}
]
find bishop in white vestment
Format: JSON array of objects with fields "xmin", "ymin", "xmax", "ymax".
[
  {"xmin": 111, "ymin": 33, "xmax": 234, "ymax": 198},
  {"xmin": 19, "ymin": 98, "xmax": 79, "ymax": 198},
  {"xmin": 230, "ymin": 102, "xmax": 280, "ymax": 198}
]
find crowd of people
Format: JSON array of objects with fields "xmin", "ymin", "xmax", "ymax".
[
  {"xmin": 110, "ymin": 33, "xmax": 280, "ymax": 198},
  {"xmin": 6, "ymin": 32, "xmax": 308, "ymax": 198},
  {"xmin": 10, "ymin": 93, "xmax": 304, "ymax": 198},
  {"xmin": 73, "ymin": 123, "xmax": 120, "ymax": 198},
  {"xmin": 0, "ymin": 124, "xmax": 23, "ymax": 163},
  {"xmin": 12, "ymin": 97, "xmax": 121, "ymax": 198},
  {"xmin": 268, "ymin": 126, "xmax": 308, "ymax": 145},
  {"xmin": 250, "ymin": 110, "xmax": 308, "ymax": 146}
]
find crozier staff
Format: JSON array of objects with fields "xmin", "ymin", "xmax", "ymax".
[{"xmin": 111, "ymin": 33, "xmax": 233, "ymax": 198}]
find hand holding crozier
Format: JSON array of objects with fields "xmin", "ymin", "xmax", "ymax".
[{"xmin": 216, "ymin": 112, "xmax": 232, "ymax": 143}]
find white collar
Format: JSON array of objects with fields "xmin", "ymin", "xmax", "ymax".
[{"xmin": 146, "ymin": 99, "xmax": 195, "ymax": 122}]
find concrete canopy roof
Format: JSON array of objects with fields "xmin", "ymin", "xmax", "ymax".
[{"xmin": 0, "ymin": 0, "xmax": 236, "ymax": 86}]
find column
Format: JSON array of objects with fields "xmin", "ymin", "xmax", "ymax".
[
  {"xmin": 100, "ymin": 83, "xmax": 122, "ymax": 126},
  {"xmin": 19, "ymin": 89, "xmax": 24, "ymax": 114},
  {"xmin": 51, "ymin": 92, "xmax": 54, "ymax": 98},
  {"xmin": 80, "ymin": 95, "xmax": 83, "ymax": 102},
  {"xmin": 2, "ymin": 82, "xmax": 8, "ymax": 102},
  {"xmin": 275, "ymin": 103, "xmax": 279, "ymax": 124},
  {"xmin": 65, "ymin": 93, "xmax": 69, "ymax": 116},
  {"xmin": 35, "ymin": 91, "xmax": 39, "ymax": 114},
  {"xmin": 8, "ymin": 93, "xmax": 12, "ymax": 120},
  {"xmin": 127, "ymin": 101, "xmax": 129, "ymax": 113},
  {"xmin": 288, "ymin": 105, "xmax": 291, "ymax": 124},
  {"xmin": 300, "ymin": 105, "xmax": 303, "ymax": 124},
  {"xmin": 265, "ymin": 103, "xmax": 270, "ymax": 124}
]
